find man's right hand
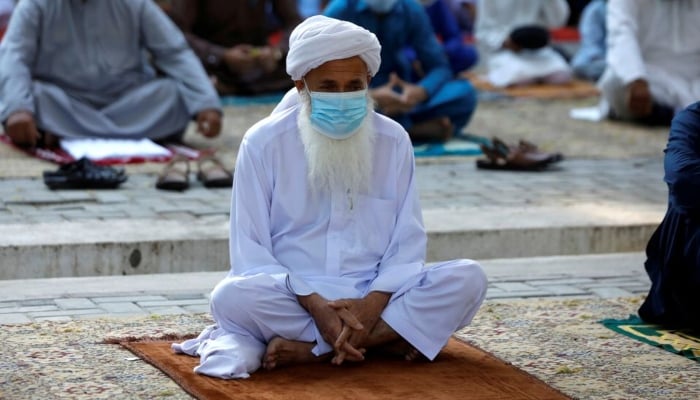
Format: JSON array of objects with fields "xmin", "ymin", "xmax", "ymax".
[
  {"xmin": 627, "ymin": 79, "xmax": 653, "ymax": 118},
  {"xmin": 297, "ymin": 293, "xmax": 365, "ymax": 362},
  {"xmin": 5, "ymin": 110, "xmax": 40, "ymax": 148}
]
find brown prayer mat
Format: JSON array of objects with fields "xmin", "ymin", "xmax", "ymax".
[
  {"xmin": 464, "ymin": 73, "xmax": 600, "ymax": 100},
  {"xmin": 121, "ymin": 337, "xmax": 571, "ymax": 400}
]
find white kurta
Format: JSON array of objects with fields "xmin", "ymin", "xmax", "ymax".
[
  {"xmin": 474, "ymin": 0, "xmax": 571, "ymax": 87},
  {"xmin": 173, "ymin": 105, "xmax": 487, "ymax": 379},
  {"xmin": 0, "ymin": 0, "xmax": 220, "ymax": 139},
  {"xmin": 599, "ymin": 0, "xmax": 700, "ymax": 115},
  {"xmin": 474, "ymin": 0, "xmax": 569, "ymax": 52}
]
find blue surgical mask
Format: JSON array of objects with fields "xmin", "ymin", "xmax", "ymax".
[
  {"xmin": 364, "ymin": 0, "xmax": 398, "ymax": 14},
  {"xmin": 307, "ymin": 88, "xmax": 368, "ymax": 140}
]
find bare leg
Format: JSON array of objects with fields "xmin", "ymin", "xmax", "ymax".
[{"xmin": 263, "ymin": 337, "xmax": 330, "ymax": 370}]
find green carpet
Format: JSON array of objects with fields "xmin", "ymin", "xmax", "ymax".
[{"xmin": 601, "ymin": 315, "xmax": 700, "ymax": 362}]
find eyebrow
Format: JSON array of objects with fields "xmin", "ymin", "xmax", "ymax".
[{"xmin": 318, "ymin": 78, "xmax": 366, "ymax": 86}]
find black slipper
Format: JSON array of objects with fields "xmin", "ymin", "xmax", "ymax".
[{"xmin": 43, "ymin": 157, "xmax": 127, "ymax": 190}]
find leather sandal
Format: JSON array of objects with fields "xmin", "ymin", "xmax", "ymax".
[
  {"xmin": 196, "ymin": 154, "xmax": 233, "ymax": 188},
  {"xmin": 476, "ymin": 137, "xmax": 554, "ymax": 171},
  {"xmin": 155, "ymin": 155, "xmax": 190, "ymax": 191},
  {"xmin": 516, "ymin": 139, "xmax": 564, "ymax": 163}
]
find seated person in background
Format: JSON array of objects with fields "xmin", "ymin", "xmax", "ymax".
[
  {"xmin": 639, "ymin": 101, "xmax": 700, "ymax": 331},
  {"xmin": 598, "ymin": 0, "xmax": 700, "ymax": 126},
  {"xmin": 173, "ymin": 15, "xmax": 487, "ymax": 379},
  {"xmin": 168, "ymin": 0, "xmax": 303, "ymax": 96},
  {"xmin": 297, "ymin": 0, "xmax": 326, "ymax": 18},
  {"xmin": 324, "ymin": 0, "xmax": 478, "ymax": 143},
  {"xmin": 448, "ymin": 0, "xmax": 476, "ymax": 37},
  {"xmin": 410, "ymin": 0, "xmax": 478, "ymax": 76},
  {"xmin": 474, "ymin": 0, "xmax": 573, "ymax": 87},
  {"xmin": 570, "ymin": 0, "xmax": 606, "ymax": 82},
  {"xmin": 0, "ymin": 0, "xmax": 222, "ymax": 148}
]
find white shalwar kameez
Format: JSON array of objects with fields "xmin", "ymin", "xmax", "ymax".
[
  {"xmin": 474, "ymin": 0, "xmax": 571, "ymax": 87},
  {"xmin": 173, "ymin": 104, "xmax": 487, "ymax": 379},
  {"xmin": 599, "ymin": 0, "xmax": 700, "ymax": 117}
]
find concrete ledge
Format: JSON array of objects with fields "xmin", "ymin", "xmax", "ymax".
[{"xmin": 0, "ymin": 203, "xmax": 664, "ymax": 280}]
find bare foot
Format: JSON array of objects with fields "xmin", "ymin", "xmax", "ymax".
[
  {"xmin": 408, "ymin": 117, "xmax": 453, "ymax": 143},
  {"xmin": 41, "ymin": 131, "xmax": 60, "ymax": 149},
  {"xmin": 263, "ymin": 337, "xmax": 327, "ymax": 370},
  {"xmin": 374, "ymin": 339, "xmax": 426, "ymax": 361}
]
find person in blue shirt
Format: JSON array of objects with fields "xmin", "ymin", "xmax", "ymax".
[
  {"xmin": 406, "ymin": 0, "xmax": 478, "ymax": 77},
  {"xmin": 570, "ymin": 0, "xmax": 606, "ymax": 81},
  {"xmin": 324, "ymin": 0, "xmax": 477, "ymax": 143},
  {"xmin": 638, "ymin": 101, "xmax": 700, "ymax": 330}
]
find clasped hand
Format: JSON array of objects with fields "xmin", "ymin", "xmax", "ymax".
[
  {"xmin": 305, "ymin": 293, "xmax": 387, "ymax": 366},
  {"xmin": 371, "ymin": 73, "xmax": 427, "ymax": 116},
  {"xmin": 223, "ymin": 44, "xmax": 282, "ymax": 76}
]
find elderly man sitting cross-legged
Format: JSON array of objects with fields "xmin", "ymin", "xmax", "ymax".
[{"xmin": 173, "ymin": 15, "xmax": 487, "ymax": 379}]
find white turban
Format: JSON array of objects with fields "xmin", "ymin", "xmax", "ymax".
[{"xmin": 286, "ymin": 15, "xmax": 381, "ymax": 81}]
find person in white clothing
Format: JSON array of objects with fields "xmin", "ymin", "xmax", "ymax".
[
  {"xmin": 173, "ymin": 15, "xmax": 488, "ymax": 379},
  {"xmin": 598, "ymin": 0, "xmax": 700, "ymax": 126},
  {"xmin": 474, "ymin": 0, "xmax": 572, "ymax": 87}
]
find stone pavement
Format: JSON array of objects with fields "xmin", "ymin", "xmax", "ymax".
[{"xmin": 0, "ymin": 252, "xmax": 650, "ymax": 325}]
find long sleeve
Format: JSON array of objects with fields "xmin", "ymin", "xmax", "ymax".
[
  {"xmin": 369, "ymin": 133, "xmax": 426, "ymax": 293},
  {"xmin": 665, "ymin": 102, "xmax": 700, "ymax": 214},
  {"xmin": 571, "ymin": 0, "xmax": 606, "ymax": 70},
  {"xmin": 409, "ymin": 3, "xmax": 452, "ymax": 96},
  {"xmin": 140, "ymin": 0, "xmax": 221, "ymax": 115},
  {"xmin": 0, "ymin": 0, "xmax": 40, "ymax": 120},
  {"xmin": 606, "ymin": 0, "xmax": 646, "ymax": 84},
  {"xmin": 170, "ymin": 0, "xmax": 228, "ymax": 69},
  {"xmin": 229, "ymin": 133, "xmax": 289, "ymax": 278}
]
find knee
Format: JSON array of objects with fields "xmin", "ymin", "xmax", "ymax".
[
  {"xmin": 452, "ymin": 259, "xmax": 488, "ymax": 301},
  {"xmin": 460, "ymin": 260, "xmax": 488, "ymax": 285},
  {"xmin": 431, "ymin": 259, "xmax": 488, "ymax": 293},
  {"xmin": 210, "ymin": 277, "xmax": 263, "ymax": 322}
]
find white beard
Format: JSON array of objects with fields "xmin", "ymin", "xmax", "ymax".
[{"xmin": 297, "ymin": 92, "xmax": 375, "ymax": 196}]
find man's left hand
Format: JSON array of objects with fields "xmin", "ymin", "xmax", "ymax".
[
  {"xmin": 196, "ymin": 109, "xmax": 222, "ymax": 138},
  {"xmin": 328, "ymin": 292, "xmax": 391, "ymax": 364}
]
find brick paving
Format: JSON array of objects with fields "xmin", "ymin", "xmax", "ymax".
[
  {"xmin": 0, "ymin": 269, "xmax": 650, "ymax": 325},
  {"xmin": 0, "ymin": 157, "xmax": 665, "ymax": 224}
]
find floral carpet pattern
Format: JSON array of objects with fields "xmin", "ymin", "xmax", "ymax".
[{"xmin": 1, "ymin": 297, "xmax": 698, "ymax": 399}]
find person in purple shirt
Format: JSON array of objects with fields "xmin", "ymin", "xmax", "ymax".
[
  {"xmin": 415, "ymin": 0, "xmax": 478, "ymax": 76},
  {"xmin": 324, "ymin": 0, "xmax": 477, "ymax": 143}
]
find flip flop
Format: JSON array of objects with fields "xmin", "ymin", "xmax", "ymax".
[
  {"xmin": 155, "ymin": 155, "xmax": 190, "ymax": 191},
  {"xmin": 196, "ymin": 154, "xmax": 233, "ymax": 188},
  {"xmin": 43, "ymin": 157, "xmax": 127, "ymax": 190}
]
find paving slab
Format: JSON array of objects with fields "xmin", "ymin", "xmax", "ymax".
[{"xmin": 0, "ymin": 252, "xmax": 650, "ymax": 324}]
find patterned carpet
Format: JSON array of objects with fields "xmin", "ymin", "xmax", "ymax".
[{"xmin": 1, "ymin": 297, "xmax": 698, "ymax": 400}]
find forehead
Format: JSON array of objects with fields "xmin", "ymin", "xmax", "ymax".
[{"xmin": 305, "ymin": 56, "xmax": 369, "ymax": 86}]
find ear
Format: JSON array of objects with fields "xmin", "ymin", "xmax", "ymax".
[{"xmin": 294, "ymin": 80, "xmax": 305, "ymax": 92}]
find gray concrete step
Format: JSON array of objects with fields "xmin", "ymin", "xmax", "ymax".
[
  {"xmin": 0, "ymin": 157, "xmax": 667, "ymax": 279},
  {"xmin": 0, "ymin": 202, "xmax": 663, "ymax": 280}
]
